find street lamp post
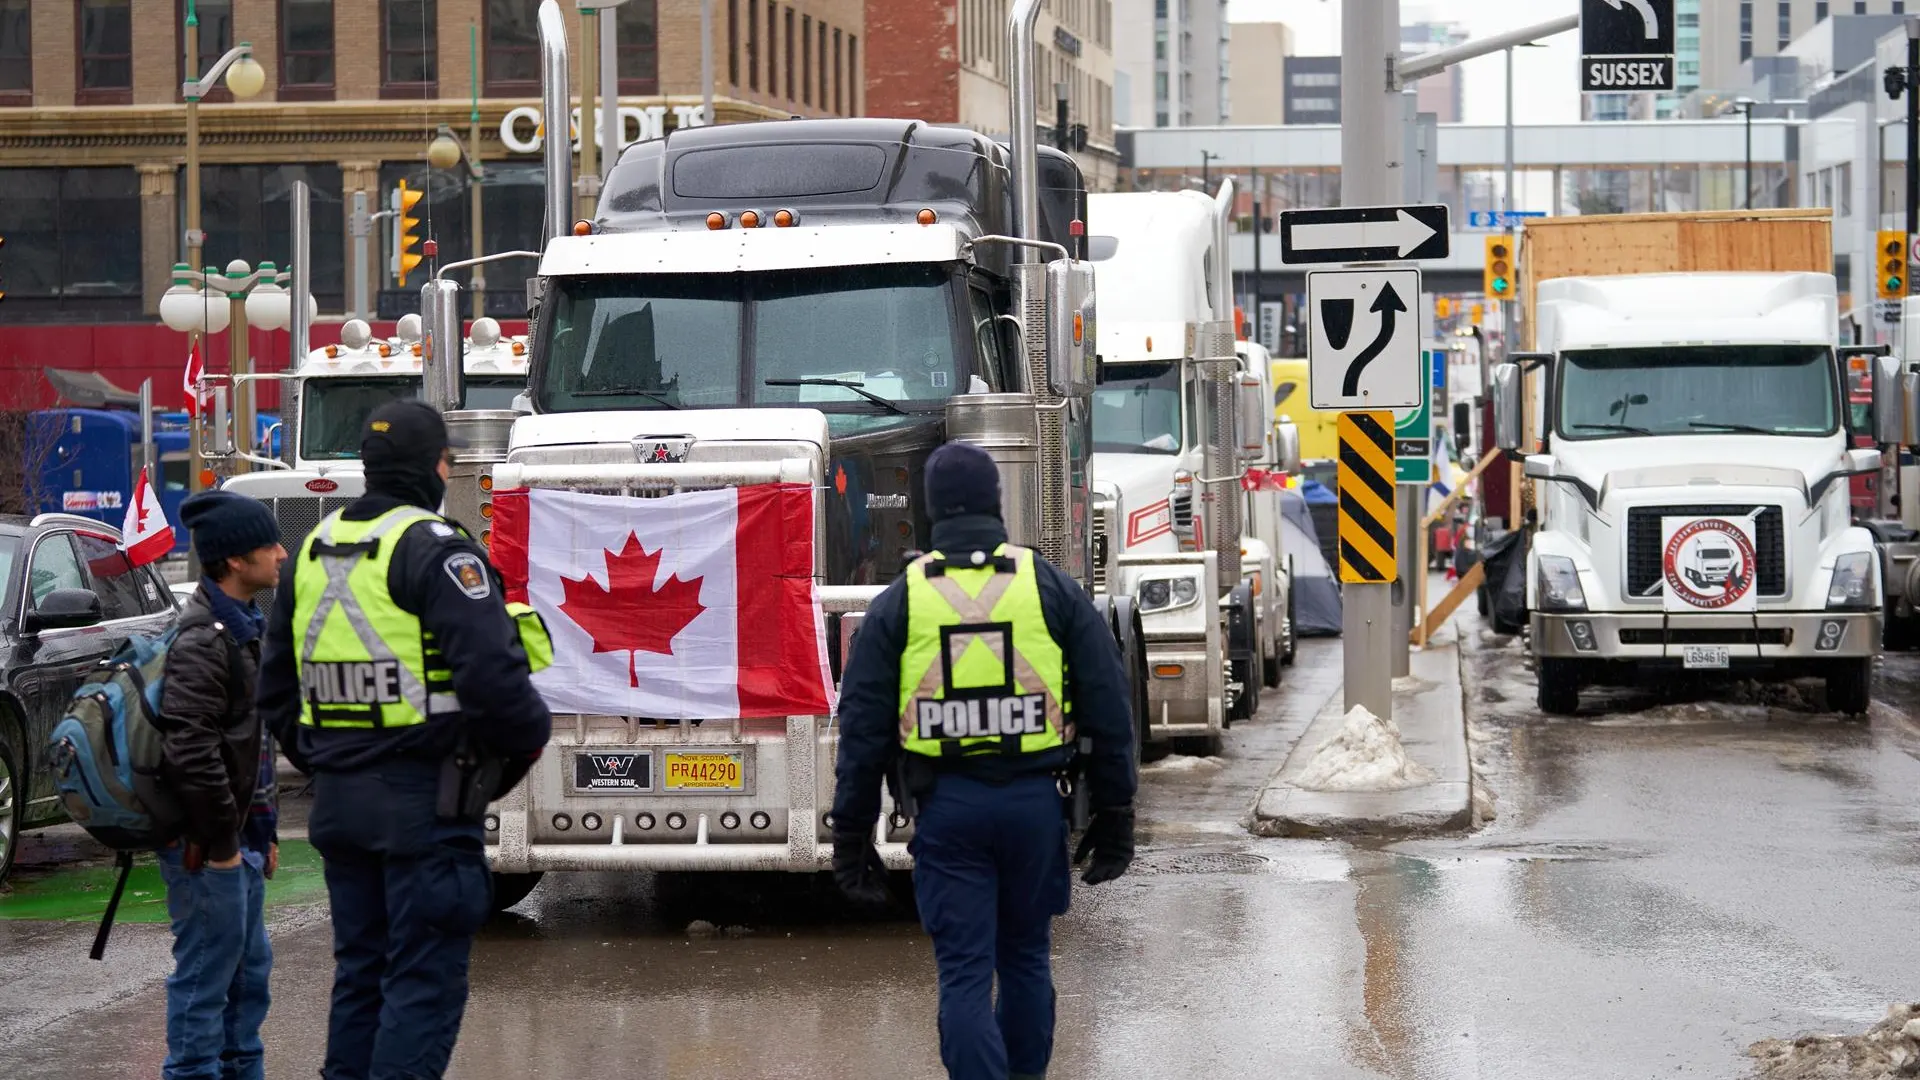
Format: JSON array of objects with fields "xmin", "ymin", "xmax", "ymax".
[
  {"xmin": 1201, "ymin": 150, "xmax": 1218, "ymax": 191},
  {"xmin": 430, "ymin": 120, "xmax": 487, "ymax": 316},
  {"xmin": 160, "ymin": 262, "xmax": 305, "ymax": 488},
  {"xmin": 180, "ymin": 6, "xmax": 266, "ymax": 270},
  {"xmin": 1722, "ymin": 96, "xmax": 1758, "ymax": 210}
]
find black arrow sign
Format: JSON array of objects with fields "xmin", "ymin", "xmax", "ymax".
[{"xmin": 1343, "ymin": 283, "xmax": 1406, "ymax": 397}]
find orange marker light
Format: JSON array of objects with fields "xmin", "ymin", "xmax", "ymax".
[
  {"xmin": 411, "ymin": 343, "xmax": 422, "ymax": 357},
  {"xmin": 706, "ymin": 212, "xmax": 727, "ymax": 230},
  {"xmin": 511, "ymin": 341, "xmax": 526, "ymax": 356},
  {"xmin": 572, "ymin": 219, "xmax": 592, "ymax": 236},
  {"xmin": 378, "ymin": 344, "xmax": 393, "ymax": 357},
  {"xmin": 773, "ymin": 209, "xmax": 796, "ymax": 227},
  {"xmin": 1152, "ymin": 663, "xmax": 1185, "ymax": 679},
  {"xmin": 198, "ymin": 468, "xmax": 216, "ymax": 488},
  {"xmin": 740, "ymin": 210, "xmax": 761, "ymax": 229},
  {"xmin": 480, "ymin": 529, "xmax": 492, "ymax": 546},
  {"xmin": 480, "ymin": 502, "xmax": 494, "ymax": 520},
  {"xmin": 325, "ymin": 344, "xmax": 339, "ymax": 358},
  {"xmin": 1073, "ymin": 311, "xmax": 1083, "ymax": 344},
  {"xmin": 917, "ymin": 208, "xmax": 937, "ymax": 225},
  {"xmin": 479, "ymin": 474, "xmax": 493, "ymax": 492}
]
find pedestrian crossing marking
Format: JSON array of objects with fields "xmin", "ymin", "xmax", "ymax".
[{"xmin": 1338, "ymin": 411, "xmax": 1397, "ymax": 584}]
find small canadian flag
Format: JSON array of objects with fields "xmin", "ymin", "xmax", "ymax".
[
  {"xmin": 182, "ymin": 339, "xmax": 208, "ymax": 419},
  {"xmin": 120, "ymin": 468, "xmax": 174, "ymax": 567}
]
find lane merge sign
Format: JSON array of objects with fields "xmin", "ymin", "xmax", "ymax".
[
  {"xmin": 1580, "ymin": 0, "xmax": 1675, "ymax": 93},
  {"xmin": 1279, "ymin": 204, "xmax": 1451, "ymax": 265},
  {"xmin": 1307, "ymin": 268, "xmax": 1422, "ymax": 411}
]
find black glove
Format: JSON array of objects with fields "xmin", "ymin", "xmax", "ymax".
[
  {"xmin": 1073, "ymin": 807, "xmax": 1135, "ymax": 886},
  {"xmin": 832, "ymin": 830, "xmax": 891, "ymax": 907}
]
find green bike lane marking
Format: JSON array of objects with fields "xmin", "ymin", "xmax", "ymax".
[{"xmin": 0, "ymin": 840, "xmax": 328, "ymax": 923}]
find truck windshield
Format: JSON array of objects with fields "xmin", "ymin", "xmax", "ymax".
[
  {"xmin": 1557, "ymin": 345, "xmax": 1838, "ymax": 440},
  {"xmin": 1093, "ymin": 362, "xmax": 1183, "ymax": 454},
  {"xmin": 301, "ymin": 376, "xmax": 525, "ymax": 459},
  {"xmin": 536, "ymin": 265, "xmax": 966, "ymax": 418}
]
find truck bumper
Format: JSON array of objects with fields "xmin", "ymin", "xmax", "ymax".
[
  {"xmin": 1882, "ymin": 540, "xmax": 1920, "ymax": 617},
  {"xmin": 1532, "ymin": 610, "xmax": 1881, "ymax": 661},
  {"xmin": 1142, "ymin": 638, "xmax": 1224, "ymax": 738}
]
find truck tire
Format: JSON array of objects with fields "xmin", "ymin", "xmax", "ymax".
[
  {"xmin": 1282, "ymin": 569, "xmax": 1298, "ymax": 666},
  {"xmin": 1230, "ymin": 658, "xmax": 1258, "ymax": 724},
  {"xmin": 1536, "ymin": 657, "xmax": 1581, "ymax": 716},
  {"xmin": 1263, "ymin": 650, "xmax": 1283, "ymax": 689},
  {"xmin": 1826, "ymin": 658, "xmax": 1872, "ymax": 718},
  {"xmin": 490, "ymin": 871, "xmax": 545, "ymax": 912}
]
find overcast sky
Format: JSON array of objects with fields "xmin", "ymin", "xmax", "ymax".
[{"xmin": 1226, "ymin": 0, "xmax": 1585, "ymax": 125}]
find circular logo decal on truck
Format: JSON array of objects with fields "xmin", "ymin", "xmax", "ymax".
[{"xmin": 1662, "ymin": 518, "xmax": 1758, "ymax": 610}]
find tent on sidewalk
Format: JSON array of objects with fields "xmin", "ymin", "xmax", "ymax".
[{"xmin": 1280, "ymin": 488, "xmax": 1342, "ymax": 636}]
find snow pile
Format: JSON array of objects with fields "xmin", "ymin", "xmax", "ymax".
[
  {"xmin": 1292, "ymin": 706, "xmax": 1437, "ymax": 792},
  {"xmin": 1748, "ymin": 1003, "xmax": 1920, "ymax": 1079},
  {"xmin": 1144, "ymin": 754, "xmax": 1225, "ymax": 773}
]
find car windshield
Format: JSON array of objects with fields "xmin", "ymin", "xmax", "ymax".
[
  {"xmin": 301, "ymin": 376, "xmax": 524, "ymax": 459},
  {"xmin": 536, "ymin": 264, "xmax": 965, "ymax": 419},
  {"xmin": 1093, "ymin": 361, "xmax": 1183, "ymax": 454},
  {"xmin": 1557, "ymin": 345, "xmax": 1839, "ymax": 440}
]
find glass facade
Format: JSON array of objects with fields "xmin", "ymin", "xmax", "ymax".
[
  {"xmin": 0, "ymin": 168, "xmax": 142, "ymax": 318},
  {"xmin": 181, "ymin": 164, "xmax": 347, "ymax": 314}
]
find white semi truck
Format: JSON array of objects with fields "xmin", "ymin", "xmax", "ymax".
[
  {"xmin": 1086, "ymin": 189, "xmax": 1294, "ymax": 754},
  {"xmin": 424, "ymin": 0, "xmax": 1149, "ymax": 904},
  {"xmin": 1497, "ymin": 271, "xmax": 1886, "ymax": 715}
]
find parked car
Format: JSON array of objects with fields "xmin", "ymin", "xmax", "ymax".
[{"xmin": 0, "ymin": 513, "xmax": 177, "ymax": 883}]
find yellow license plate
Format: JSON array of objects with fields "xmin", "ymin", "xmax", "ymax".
[{"xmin": 663, "ymin": 752, "xmax": 744, "ymax": 791}]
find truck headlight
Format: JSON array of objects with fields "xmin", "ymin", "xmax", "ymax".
[
  {"xmin": 1138, "ymin": 575, "xmax": 1201, "ymax": 613},
  {"xmin": 1826, "ymin": 551, "xmax": 1876, "ymax": 611},
  {"xmin": 1537, "ymin": 555, "xmax": 1587, "ymax": 613}
]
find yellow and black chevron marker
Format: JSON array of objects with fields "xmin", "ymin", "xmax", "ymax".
[{"xmin": 1337, "ymin": 411, "xmax": 1397, "ymax": 584}]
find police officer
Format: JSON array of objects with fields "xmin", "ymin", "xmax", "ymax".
[
  {"xmin": 832, "ymin": 441, "xmax": 1138, "ymax": 1080},
  {"xmin": 257, "ymin": 400, "xmax": 552, "ymax": 1080}
]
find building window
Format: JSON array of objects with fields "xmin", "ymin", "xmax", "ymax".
[
  {"xmin": 176, "ymin": 0, "xmax": 231, "ymax": 98},
  {"xmin": 833, "ymin": 27, "xmax": 842, "ymax": 113},
  {"xmin": 728, "ymin": 0, "xmax": 738, "ymax": 85},
  {"xmin": 847, "ymin": 34, "xmax": 855, "ymax": 115},
  {"xmin": 189, "ymin": 164, "xmax": 346, "ymax": 315},
  {"xmin": 617, "ymin": 1, "xmax": 657, "ymax": 94},
  {"xmin": 784, "ymin": 6, "xmax": 794, "ymax": 101},
  {"xmin": 0, "ymin": 167, "xmax": 141, "ymax": 316},
  {"xmin": 78, "ymin": 0, "xmax": 132, "ymax": 103},
  {"xmin": 383, "ymin": 0, "xmax": 437, "ymax": 95},
  {"xmin": 0, "ymin": 0, "xmax": 29, "ymax": 102},
  {"xmin": 1856, "ymin": 1, "xmax": 1866, "ymax": 13},
  {"xmin": 818, "ymin": 20, "xmax": 826, "ymax": 108},
  {"xmin": 486, "ymin": 0, "xmax": 541, "ymax": 95},
  {"xmin": 747, "ymin": 0, "xmax": 757, "ymax": 90},
  {"xmin": 1814, "ymin": 1, "xmax": 1827, "ymax": 18},
  {"xmin": 1839, "ymin": 161, "xmax": 1852, "ymax": 216},
  {"xmin": 766, "ymin": 0, "xmax": 776, "ymax": 96},
  {"xmin": 281, "ymin": 0, "xmax": 335, "ymax": 98},
  {"xmin": 1739, "ymin": 0, "xmax": 1752, "ymax": 62},
  {"xmin": 1777, "ymin": 0, "xmax": 1789, "ymax": 49},
  {"xmin": 800, "ymin": 14, "xmax": 810, "ymax": 105}
]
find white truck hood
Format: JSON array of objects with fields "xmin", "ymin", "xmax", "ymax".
[
  {"xmin": 513, "ymin": 409, "xmax": 831, "ymax": 451},
  {"xmin": 220, "ymin": 462, "xmax": 366, "ymax": 500},
  {"xmin": 1092, "ymin": 451, "xmax": 1182, "ymax": 552},
  {"xmin": 1553, "ymin": 434, "xmax": 1849, "ymax": 501}
]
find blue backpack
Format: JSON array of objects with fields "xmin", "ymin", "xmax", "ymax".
[{"xmin": 47, "ymin": 608, "xmax": 221, "ymax": 959}]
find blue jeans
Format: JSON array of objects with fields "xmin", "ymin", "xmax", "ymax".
[
  {"xmin": 308, "ymin": 761, "xmax": 491, "ymax": 1080},
  {"xmin": 910, "ymin": 772, "xmax": 1071, "ymax": 1080},
  {"xmin": 156, "ymin": 845, "xmax": 272, "ymax": 1080}
]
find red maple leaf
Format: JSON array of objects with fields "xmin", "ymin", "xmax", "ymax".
[{"xmin": 558, "ymin": 534, "xmax": 707, "ymax": 687}]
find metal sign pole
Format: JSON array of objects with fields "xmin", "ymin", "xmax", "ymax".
[{"xmin": 1339, "ymin": 0, "xmax": 1400, "ymax": 721}]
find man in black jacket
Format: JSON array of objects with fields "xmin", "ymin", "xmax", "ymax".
[
  {"xmin": 158, "ymin": 489, "xmax": 286, "ymax": 1080},
  {"xmin": 831, "ymin": 442, "xmax": 1137, "ymax": 1080},
  {"xmin": 257, "ymin": 400, "xmax": 552, "ymax": 1080}
]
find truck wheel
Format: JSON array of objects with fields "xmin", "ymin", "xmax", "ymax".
[
  {"xmin": 1263, "ymin": 650, "xmax": 1283, "ymax": 689},
  {"xmin": 1230, "ymin": 658, "xmax": 1258, "ymax": 724},
  {"xmin": 1826, "ymin": 658, "xmax": 1873, "ymax": 718},
  {"xmin": 490, "ymin": 871, "xmax": 545, "ymax": 912},
  {"xmin": 1536, "ymin": 658, "xmax": 1581, "ymax": 716}
]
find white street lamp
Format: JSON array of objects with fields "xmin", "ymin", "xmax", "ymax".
[
  {"xmin": 224, "ymin": 52, "xmax": 266, "ymax": 99},
  {"xmin": 245, "ymin": 266, "xmax": 292, "ymax": 332}
]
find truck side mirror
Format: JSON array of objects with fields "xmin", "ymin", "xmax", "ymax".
[
  {"xmin": 1045, "ymin": 259, "xmax": 1096, "ymax": 397},
  {"xmin": 1273, "ymin": 419, "xmax": 1302, "ymax": 474},
  {"xmin": 1451, "ymin": 401, "xmax": 1473, "ymax": 456},
  {"xmin": 209, "ymin": 386, "xmax": 235, "ymax": 456},
  {"xmin": 1874, "ymin": 354, "xmax": 1906, "ymax": 446},
  {"xmin": 1235, "ymin": 373, "xmax": 1265, "ymax": 461},
  {"xmin": 1492, "ymin": 362, "xmax": 1524, "ymax": 452}
]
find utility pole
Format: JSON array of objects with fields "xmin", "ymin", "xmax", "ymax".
[
  {"xmin": 1339, "ymin": 0, "xmax": 1401, "ymax": 719},
  {"xmin": 1908, "ymin": 18, "xmax": 1918, "ymax": 262},
  {"xmin": 1201, "ymin": 149, "xmax": 1217, "ymax": 191}
]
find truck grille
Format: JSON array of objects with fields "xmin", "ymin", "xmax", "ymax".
[
  {"xmin": 1619, "ymin": 627, "xmax": 1791, "ymax": 646},
  {"xmin": 1092, "ymin": 501, "xmax": 1116, "ymax": 591},
  {"xmin": 1625, "ymin": 504, "xmax": 1786, "ymax": 599}
]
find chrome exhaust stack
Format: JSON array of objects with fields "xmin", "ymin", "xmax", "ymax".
[{"xmin": 539, "ymin": 0, "xmax": 572, "ymax": 246}]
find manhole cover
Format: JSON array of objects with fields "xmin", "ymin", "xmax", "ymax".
[{"xmin": 1128, "ymin": 851, "xmax": 1271, "ymax": 876}]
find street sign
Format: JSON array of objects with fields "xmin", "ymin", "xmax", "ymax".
[
  {"xmin": 1278, "ymin": 204, "xmax": 1451, "ymax": 265},
  {"xmin": 1465, "ymin": 210, "xmax": 1545, "ymax": 231},
  {"xmin": 1307, "ymin": 268, "xmax": 1422, "ymax": 410},
  {"xmin": 1337, "ymin": 411, "xmax": 1397, "ymax": 584},
  {"xmin": 1394, "ymin": 351, "xmax": 1435, "ymax": 485},
  {"xmin": 1580, "ymin": 0, "xmax": 1675, "ymax": 93}
]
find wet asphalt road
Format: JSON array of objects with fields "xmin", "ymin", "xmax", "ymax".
[{"xmin": 7, "ymin": 623, "xmax": 1920, "ymax": 1079}]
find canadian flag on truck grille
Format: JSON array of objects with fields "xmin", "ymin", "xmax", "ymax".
[{"xmin": 489, "ymin": 484, "xmax": 834, "ymax": 719}]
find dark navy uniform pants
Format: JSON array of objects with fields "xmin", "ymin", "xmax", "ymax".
[
  {"xmin": 308, "ymin": 760, "xmax": 492, "ymax": 1080},
  {"xmin": 910, "ymin": 771, "xmax": 1071, "ymax": 1080}
]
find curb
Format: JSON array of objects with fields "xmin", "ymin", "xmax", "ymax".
[{"xmin": 1248, "ymin": 643, "xmax": 1472, "ymax": 838}]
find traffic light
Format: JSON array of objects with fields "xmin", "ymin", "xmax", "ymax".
[
  {"xmin": 1879, "ymin": 230, "xmax": 1908, "ymax": 301},
  {"xmin": 1484, "ymin": 235, "xmax": 1517, "ymax": 300},
  {"xmin": 1436, "ymin": 296, "xmax": 1452, "ymax": 318},
  {"xmin": 394, "ymin": 180, "xmax": 424, "ymax": 288},
  {"xmin": 1470, "ymin": 303, "xmax": 1484, "ymax": 325}
]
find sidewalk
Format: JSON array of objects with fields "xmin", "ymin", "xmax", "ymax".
[{"xmin": 1248, "ymin": 641, "xmax": 1472, "ymax": 838}]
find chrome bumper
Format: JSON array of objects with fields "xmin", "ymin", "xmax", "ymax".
[
  {"xmin": 1142, "ymin": 640, "xmax": 1224, "ymax": 738},
  {"xmin": 1532, "ymin": 610, "xmax": 1881, "ymax": 660}
]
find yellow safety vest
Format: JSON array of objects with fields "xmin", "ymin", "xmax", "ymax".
[
  {"xmin": 292, "ymin": 506, "xmax": 460, "ymax": 729},
  {"xmin": 897, "ymin": 544, "xmax": 1071, "ymax": 758}
]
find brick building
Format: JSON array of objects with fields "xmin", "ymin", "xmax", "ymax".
[
  {"xmin": 864, "ymin": 0, "xmax": 1117, "ymax": 190},
  {"xmin": 0, "ymin": 0, "xmax": 864, "ymax": 402}
]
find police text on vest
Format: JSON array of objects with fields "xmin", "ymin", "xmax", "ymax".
[
  {"xmin": 916, "ymin": 695, "xmax": 1050, "ymax": 741},
  {"xmin": 304, "ymin": 660, "xmax": 406, "ymax": 705}
]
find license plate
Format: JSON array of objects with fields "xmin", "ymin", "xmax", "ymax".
[
  {"xmin": 572, "ymin": 751, "xmax": 652, "ymax": 792},
  {"xmin": 663, "ymin": 751, "xmax": 745, "ymax": 792},
  {"xmin": 1683, "ymin": 646, "xmax": 1730, "ymax": 670}
]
